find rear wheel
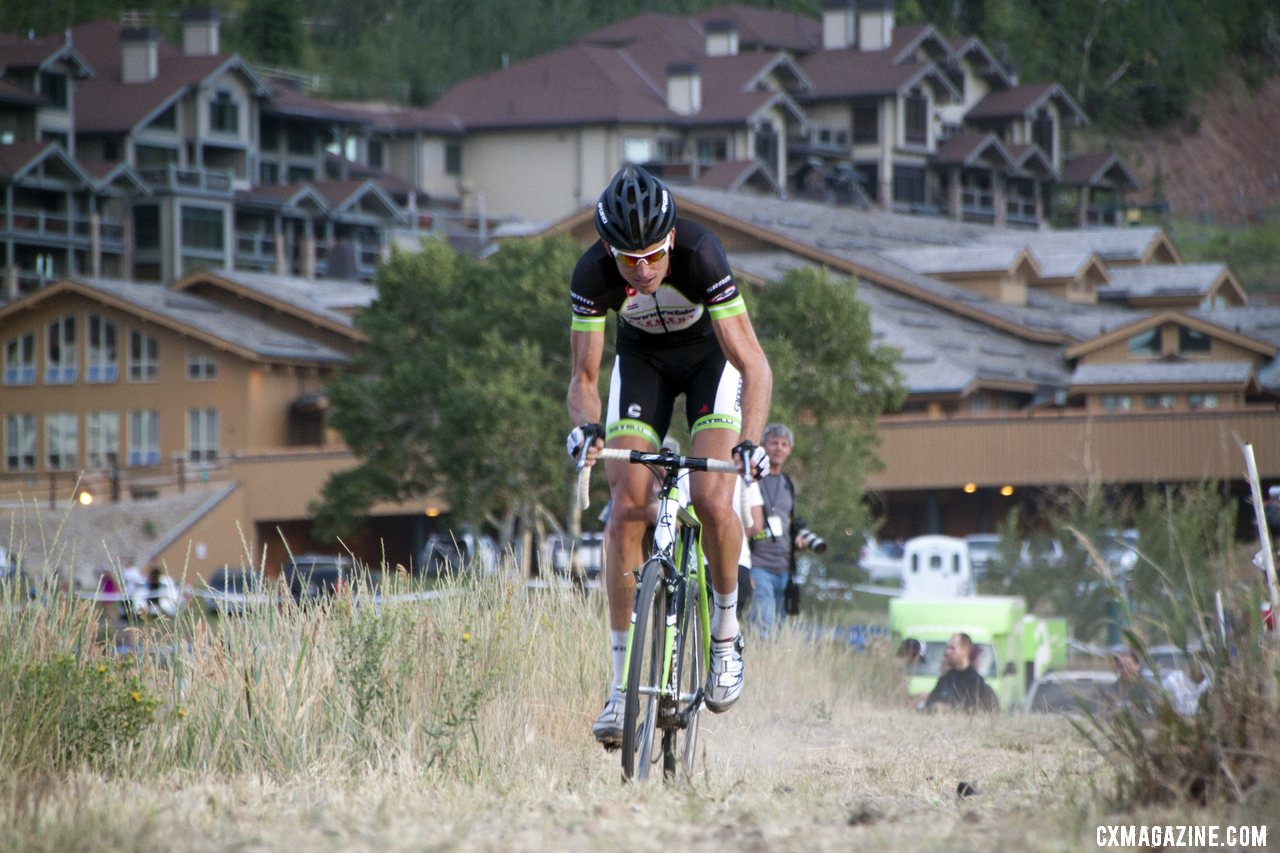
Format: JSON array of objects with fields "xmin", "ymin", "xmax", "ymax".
[{"xmin": 621, "ymin": 559, "xmax": 667, "ymax": 781}]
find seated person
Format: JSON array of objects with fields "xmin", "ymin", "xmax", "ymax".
[{"xmin": 924, "ymin": 633, "xmax": 999, "ymax": 713}]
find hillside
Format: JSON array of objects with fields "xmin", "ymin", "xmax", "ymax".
[{"xmin": 1112, "ymin": 72, "xmax": 1280, "ymax": 225}]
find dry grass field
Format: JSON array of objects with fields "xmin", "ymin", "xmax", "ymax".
[{"xmin": 0, "ymin": 569, "xmax": 1273, "ymax": 853}]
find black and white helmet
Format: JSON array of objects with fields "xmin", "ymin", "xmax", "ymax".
[{"xmin": 594, "ymin": 165, "xmax": 676, "ymax": 251}]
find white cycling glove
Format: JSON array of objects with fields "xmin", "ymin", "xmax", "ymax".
[
  {"xmin": 732, "ymin": 440, "xmax": 768, "ymax": 482},
  {"xmin": 566, "ymin": 423, "xmax": 605, "ymax": 461}
]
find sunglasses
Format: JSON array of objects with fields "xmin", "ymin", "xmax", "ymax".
[{"xmin": 610, "ymin": 237, "xmax": 671, "ymax": 268}]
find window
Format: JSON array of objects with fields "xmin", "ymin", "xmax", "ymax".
[
  {"xmin": 40, "ymin": 72, "xmax": 68, "ymax": 108},
  {"xmin": 1101, "ymin": 395, "xmax": 1132, "ymax": 411},
  {"xmin": 286, "ymin": 125, "xmax": 315, "ymax": 155},
  {"xmin": 367, "ymin": 139, "xmax": 384, "ymax": 169},
  {"xmin": 1143, "ymin": 393, "xmax": 1175, "ymax": 410},
  {"xmin": 209, "ymin": 90, "xmax": 239, "ymax": 134},
  {"xmin": 1032, "ymin": 109, "xmax": 1054, "ymax": 162},
  {"xmin": 129, "ymin": 331, "xmax": 158, "ymax": 382},
  {"xmin": 4, "ymin": 333, "xmax": 35, "ymax": 385},
  {"xmin": 134, "ymin": 205, "xmax": 161, "ymax": 250},
  {"xmin": 135, "ymin": 145, "xmax": 178, "ymax": 168},
  {"xmin": 45, "ymin": 315, "xmax": 77, "ymax": 384},
  {"xmin": 904, "ymin": 89, "xmax": 928, "ymax": 145},
  {"xmin": 181, "ymin": 206, "xmax": 224, "ymax": 252},
  {"xmin": 259, "ymin": 162, "xmax": 280, "ymax": 184},
  {"xmin": 87, "ymin": 315, "xmax": 118, "ymax": 383},
  {"xmin": 187, "ymin": 409, "xmax": 219, "ymax": 463},
  {"xmin": 260, "ymin": 118, "xmax": 280, "ymax": 150},
  {"xmin": 893, "ymin": 165, "xmax": 927, "ymax": 206},
  {"xmin": 852, "ymin": 103, "xmax": 879, "ymax": 143},
  {"xmin": 623, "ymin": 137, "xmax": 653, "ymax": 164},
  {"xmin": 696, "ymin": 137, "xmax": 728, "ymax": 164},
  {"xmin": 127, "ymin": 410, "xmax": 160, "ymax": 467},
  {"xmin": 4, "ymin": 414, "xmax": 36, "ymax": 472},
  {"xmin": 286, "ymin": 165, "xmax": 315, "ymax": 183},
  {"xmin": 754, "ymin": 120, "xmax": 776, "ymax": 166},
  {"xmin": 45, "ymin": 413, "xmax": 78, "ymax": 471},
  {"xmin": 186, "ymin": 352, "xmax": 218, "ymax": 381},
  {"xmin": 1188, "ymin": 393, "xmax": 1219, "ymax": 411},
  {"xmin": 87, "ymin": 411, "xmax": 120, "ymax": 469},
  {"xmin": 149, "ymin": 105, "xmax": 177, "ymax": 130},
  {"xmin": 445, "ymin": 141, "xmax": 462, "ymax": 176},
  {"xmin": 1178, "ymin": 327, "xmax": 1211, "ymax": 355},
  {"xmin": 1127, "ymin": 328, "xmax": 1160, "ymax": 357},
  {"xmin": 657, "ymin": 138, "xmax": 683, "ymax": 162}
]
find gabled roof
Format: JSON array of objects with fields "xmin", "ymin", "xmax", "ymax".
[
  {"xmin": 0, "ymin": 32, "xmax": 93, "ymax": 76},
  {"xmin": 0, "ymin": 141, "xmax": 91, "ymax": 184},
  {"xmin": 67, "ymin": 18, "xmax": 268, "ymax": 135},
  {"xmin": 799, "ymin": 48, "xmax": 959, "ymax": 101},
  {"xmin": 965, "ymin": 82, "xmax": 1088, "ymax": 126},
  {"xmin": 0, "ymin": 78, "xmax": 47, "ymax": 106},
  {"xmin": 78, "ymin": 160, "xmax": 150, "ymax": 195},
  {"xmin": 578, "ymin": 12, "xmax": 706, "ymax": 51},
  {"xmin": 948, "ymin": 35, "xmax": 1014, "ymax": 87},
  {"xmin": 880, "ymin": 245, "xmax": 1038, "ymax": 278},
  {"xmin": 171, "ymin": 269, "xmax": 372, "ymax": 341},
  {"xmin": 1070, "ymin": 361, "xmax": 1258, "ymax": 389},
  {"xmin": 312, "ymin": 179, "xmax": 404, "ymax": 222},
  {"xmin": 980, "ymin": 227, "xmax": 1180, "ymax": 265},
  {"xmin": 935, "ymin": 131, "xmax": 1015, "ymax": 169},
  {"xmin": 889, "ymin": 23, "xmax": 959, "ymax": 66},
  {"xmin": 695, "ymin": 5, "xmax": 823, "ymax": 53},
  {"xmin": 1099, "ymin": 263, "xmax": 1245, "ymax": 304},
  {"xmin": 1061, "ymin": 151, "xmax": 1139, "ymax": 190},
  {"xmin": 263, "ymin": 80, "xmax": 371, "ymax": 126},
  {"xmin": 0, "ymin": 277, "xmax": 352, "ymax": 366},
  {"xmin": 1064, "ymin": 310, "xmax": 1278, "ymax": 360},
  {"xmin": 1005, "ymin": 143, "xmax": 1057, "ymax": 179},
  {"xmin": 1029, "ymin": 250, "xmax": 1110, "ymax": 283},
  {"xmin": 235, "ymin": 183, "xmax": 330, "ymax": 212},
  {"xmin": 695, "ymin": 160, "xmax": 781, "ymax": 194}
]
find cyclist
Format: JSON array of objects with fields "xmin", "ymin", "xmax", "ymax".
[{"xmin": 566, "ymin": 165, "xmax": 773, "ymax": 748}]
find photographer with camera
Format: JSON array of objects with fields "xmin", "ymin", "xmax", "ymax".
[{"xmin": 748, "ymin": 423, "xmax": 825, "ymax": 636}]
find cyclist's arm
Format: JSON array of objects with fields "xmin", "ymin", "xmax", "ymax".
[
  {"xmin": 711, "ymin": 311, "xmax": 772, "ymax": 444},
  {"xmin": 567, "ymin": 327, "xmax": 605, "ymax": 429}
]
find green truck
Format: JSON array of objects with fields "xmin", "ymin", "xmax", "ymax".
[{"xmin": 890, "ymin": 595, "xmax": 1068, "ymax": 710}]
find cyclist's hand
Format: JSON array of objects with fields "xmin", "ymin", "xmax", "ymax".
[
  {"xmin": 566, "ymin": 423, "xmax": 605, "ymax": 467},
  {"xmin": 732, "ymin": 440, "xmax": 767, "ymax": 482}
]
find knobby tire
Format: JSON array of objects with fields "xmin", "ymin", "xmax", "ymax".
[{"xmin": 621, "ymin": 559, "xmax": 666, "ymax": 781}]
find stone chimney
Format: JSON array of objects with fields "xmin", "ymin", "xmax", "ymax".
[
  {"xmin": 181, "ymin": 8, "xmax": 220, "ymax": 56},
  {"xmin": 705, "ymin": 20, "xmax": 739, "ymax": 57},
  {"xmin": 666, "ymin": 63, "xmax": 701, "ymax": 116},
  {"xmin": 822, "ymin": 0, "xmax": 856, "ymax": 51},
  {"xmin": 120, "ymin": 27, "xmax": 159, "ymax": 83},
  {"xmin": 858, "ymin": 0, "xmax": 896, "ymax": 52}
]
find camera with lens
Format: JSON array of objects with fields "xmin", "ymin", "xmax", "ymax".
[{"xmin": 791, "ymin": 518, "xmax": 827, "ymax": 554}]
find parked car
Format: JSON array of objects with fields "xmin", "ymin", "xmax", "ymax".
[
  {"xmin": 1019, "ymin": 535, "xmax": 1066, "ymax": 569},
  {"xmin": 420, "ymin": 532, "xmax": 499, "ymax": 578},
  {"xmin": 859, "ymin": 535, "xmax": 904, "ymax": 583},
  {"xmin": 199, "ymin": 567, "xmax": 263, "ymax": 615},
  {"xmin": 282, "ymin": 554, "xmax": 363, "ymax": 603},
  {"xmin": 964, "ymin": 533, "xmax": 1002, "ymax": 576},
  {"xmin": 547, "ymin": 531, "xmax": 604, "ymax": 580},
  {"xmin": 1023, "ymin": 670, "xmax": 1117, "ymax": 717}
]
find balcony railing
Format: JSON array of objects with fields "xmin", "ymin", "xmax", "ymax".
[{"xmin": 137, "ymin": 166, "xmax": 234, "ymax": 195}]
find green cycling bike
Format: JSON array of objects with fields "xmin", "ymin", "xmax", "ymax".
[{"xmin": 580, "ymin": 447, "xmax": 738, "ymax": 781}]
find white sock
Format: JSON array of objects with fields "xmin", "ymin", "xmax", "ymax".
[
  {"xmin": 712, "ymin": 588, "xmax": 739, "ymax": 642},
  {"xmin": 610, "ymin": 630, "xmax": 628, "ymax": 692}
]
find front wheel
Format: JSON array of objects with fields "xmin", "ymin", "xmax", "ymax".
[
  {"xmin": 666, "ymin": 571, "xmax": 705, "ymax": 779},
  {"xmin": 621, "ymin": 559, "xmax": 667, "ymax": 782}
]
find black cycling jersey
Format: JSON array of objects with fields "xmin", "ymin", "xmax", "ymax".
[{"xmin": 570, "ymin": 219, "xmax": 745, "ymax": 351}]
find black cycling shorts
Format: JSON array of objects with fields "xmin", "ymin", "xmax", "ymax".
[{"xmin": 605, "ymin": 339, "xmax": 742, "ymax": 447}]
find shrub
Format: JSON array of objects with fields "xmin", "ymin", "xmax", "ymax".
[{"xmin": 0, "ymin": 653, "xmax": 159, "ymax": 774}]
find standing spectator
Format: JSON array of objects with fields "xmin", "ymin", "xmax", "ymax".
[
  {"xmin": 924, "ymin": 633, "xmax": 999, "ymax": 713},
  {"xmin": 747, "ymin": 423, "xmax": 802, "ymax": 635}
]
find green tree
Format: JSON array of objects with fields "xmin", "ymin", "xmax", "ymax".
[
  {"xmin": 750, "ymin": 267, "xmax": 906, "ymax": 565},
  {"xmin": 312, "ymin": 236, "xmax": 582, "ymax": 567},
  {"xmin": 235, "ymin": 0, "xmax": 304, "ymax": 67}
]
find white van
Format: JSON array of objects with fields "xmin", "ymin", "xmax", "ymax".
[{"xmin": 901, "ymin": 535, "xmax": 973, "ymax": 599}]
